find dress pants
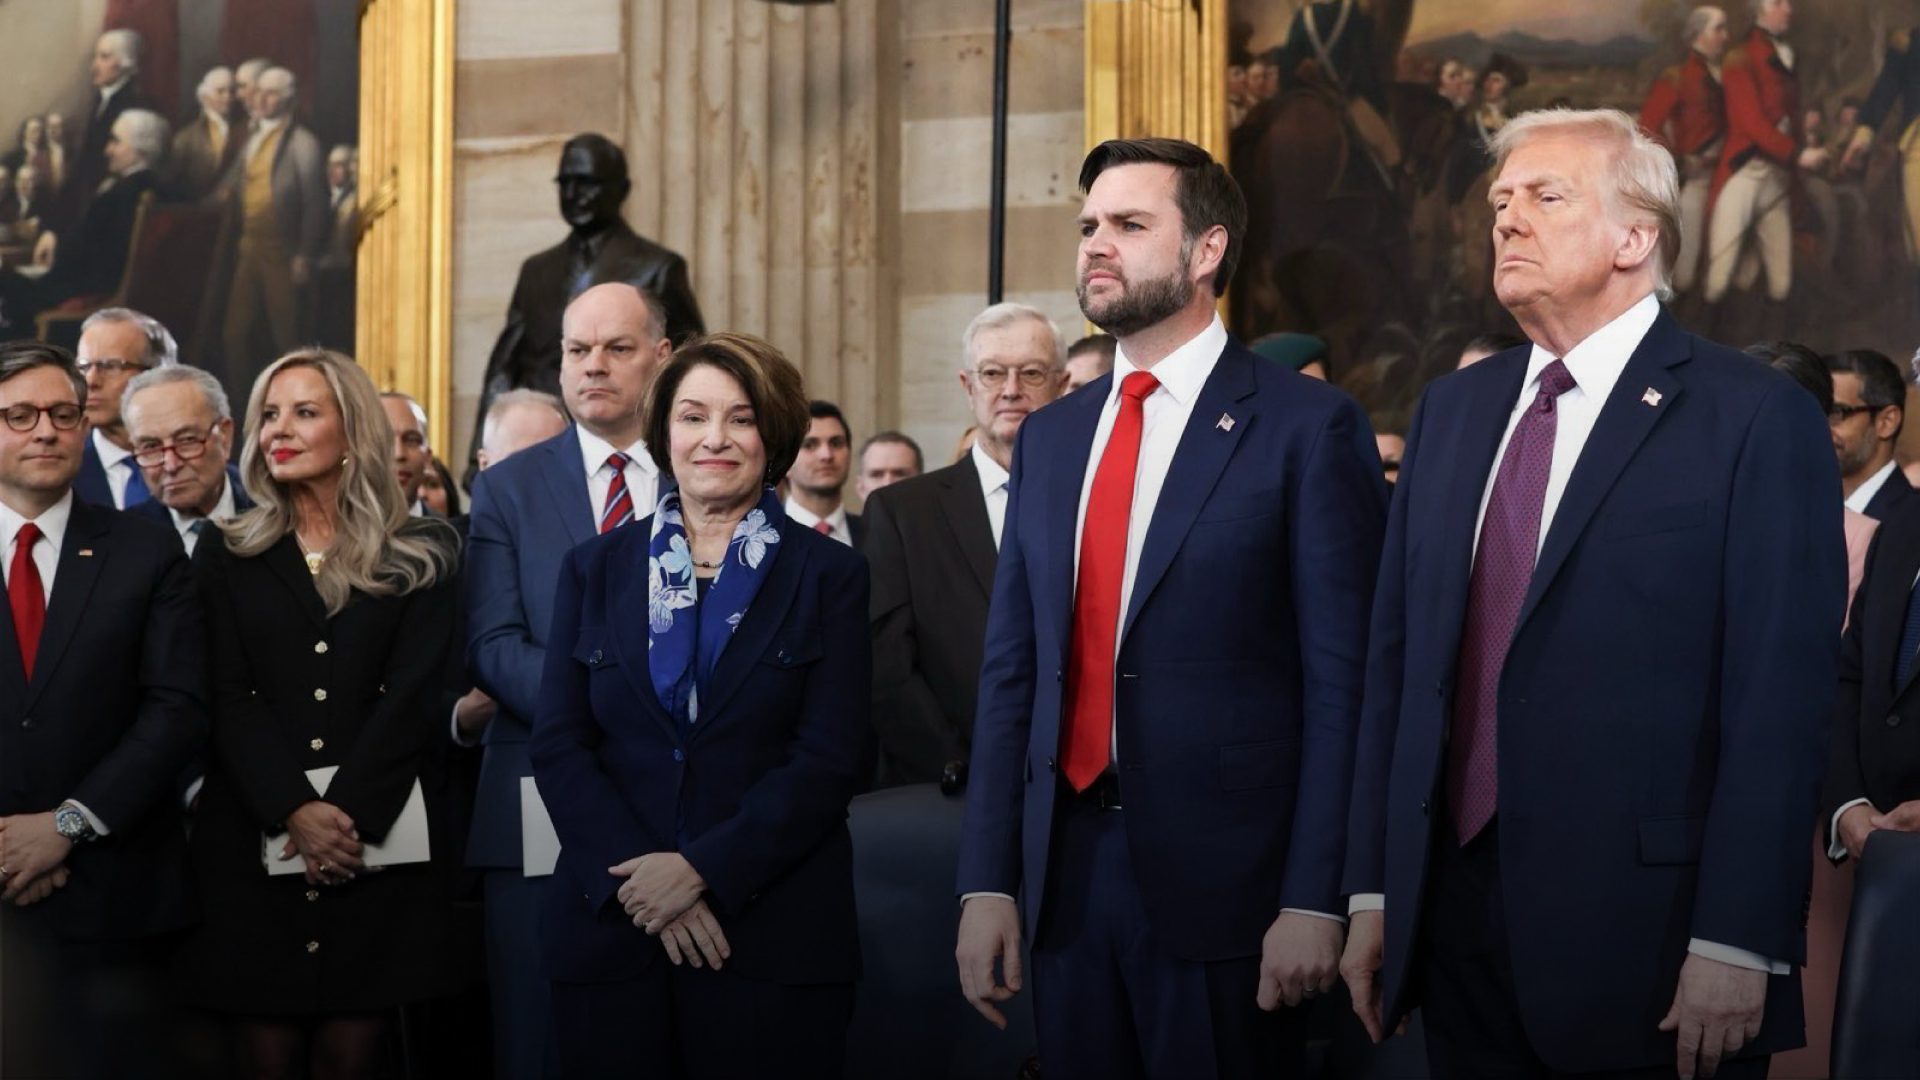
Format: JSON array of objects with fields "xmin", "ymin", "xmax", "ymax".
[
  {"xmin": 484, "ymin": 869, "xmax": 556, "ymax": 1079},
  {"xmin": 1028, "ymin": 786, "xmax": 1303, "ymax": 1080},
  {"xmin": 1419, "ymin": 820, "xmax": 1771, "ymax": 1080}
]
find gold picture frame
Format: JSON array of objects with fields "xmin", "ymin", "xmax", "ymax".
[{"xmin": 1084, "ymin": 0, "xmax": 1227, "ymax": 158}]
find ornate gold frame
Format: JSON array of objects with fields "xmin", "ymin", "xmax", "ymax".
[
  {"xmin": 1084, "ymin": 0, "xmax": 1227, "ymax": 157},
  {"xmin": 355, "ymin": 0, "xmax": 456, "ymax": 453}
]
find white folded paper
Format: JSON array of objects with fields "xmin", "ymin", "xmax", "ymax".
[
  {"xmin": 520, "ymin": 775, "xmax": 559, "ymax": 878},
  {"xmin": 262, "ymin": 765, "xmax": 431, "ymax": 875}
]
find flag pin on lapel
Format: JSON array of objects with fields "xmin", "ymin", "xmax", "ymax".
[
  {"xmin": 1217, "ymin": 413, "xmax": 1236, "ymax": 432},
  {"xmin": 78, "ymin": 549, "xmax": 93, "ymax": 557},
  {"xmin": 1641, "ymin": 387, "xmax": 1663, "ymax": 408}
]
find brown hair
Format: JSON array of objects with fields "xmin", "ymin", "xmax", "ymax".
[
  {"xmin": 643, "ymin": 332, "xmax": 811, "ymax": 485},
  {"xmin": 1078, "ymin": 137, "xmax": 1248, "ymax": 297},
  {"xmin": 0, "ymin": 340, "xmax": 86, "ymax": 402}
]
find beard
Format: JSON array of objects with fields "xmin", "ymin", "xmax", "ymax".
[{"xmin": 1078, "ymin": 260, "xmax": 1194, "ymax": 338}]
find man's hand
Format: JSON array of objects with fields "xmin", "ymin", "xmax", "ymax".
[
  {"xmin": 0, "ymin": 813, "xmax": 73, "ymax": 902},
  {"xmin": 1839, "ymin": 802, "xmax": 1879, "ymax": 861},
  {"xmin": 285, "ymin": 800, "xmax": 364, "ymax": 885},
  {"xmin": 1257, "ymin": 910, "xmax": 1342, "ymax": 1010},
  {"xmin": 1341, "ymin": 909, "xmax": 1387, "ymax": 1041},
  {"xmin": 31, "ymin": 231, "xmax": 56, "ymax": 267},
  {"xmin": 657, "ymin": 897, "xmax": 731, "ymax": 970},
  {"xmin": 1843, "ymin": 128, "xmax": 1874, "ymax": 172},
  {"xmin": 1657, "ymin": 953, "xmax": 1767, "ymax": 1080},
  {"xmin": 1867, "ymin": 799, "xmax": 1920, "ymax": 834},
  {"xmin": 609, "ymin": 852, "xmax": 705, "ymax": 931},
  {"xmin": 454, "ymin": 688, "xmax": 497, "ymax": 738},
  {"xmin": 10, "ymin": 865, "xmax": 71, "ymax": 907},
  {"xmin": 1797, "ymin": 146, "xmax": 1832, "ymax": 172},
  {"xmin": 955, "ymin": 896, "xmax": 1023, "ymax": 1029}
]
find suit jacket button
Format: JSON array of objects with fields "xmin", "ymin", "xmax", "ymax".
[
  {"xmin": 306, "ymin": 941, "xmax": 320, "ymax": 953},
  {"xmin": 589, "ymin": 650, "xmax": 602, "ymax": 665},
  {"xmin": 20, "ymin": 717, "xmax": 33, "ymax": 729},
  {"xmin": 778, "ymin": 650, "xmax": 792, "ymax": 664},
  {"xmin": 1888, "ymin": 714, "xmax": 1903, "ymax": 728},
  {"xmin": 314, "ymin": 641, "xmax": 328, "ymax": 655},
  {"xmin": 1056, "ymin": 668, "xmax": 1064, "ymax": 683},
  {"xmin": 310, "ymin": 738, "xmax": 324, "ymax": 751},
  {"xmin": 1420, "ymin": 799, "xmax": 1429, "ymax": 815},
  {"xmin": 313, "ymin": 688, "xmax": 327, "ymax": 702},
  {"xmin": 1046, "ymin": 756, "xmax": 1056, "ymax": 772},
  {"xmin": 672, "ymin": 748, "xmax": 684, "ymax": 762},
  {"xmin": 305, "ymin": 889, "xmax": 320, "ymax": 902}
]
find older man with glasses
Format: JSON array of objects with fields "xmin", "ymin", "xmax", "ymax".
[
  {"xmin": 122, "ymin": 364, "xmax": 249, "ymax": 555},
  {"xmin": 72, "ymin": 307, "xmax": 178, "ymax": 509}
]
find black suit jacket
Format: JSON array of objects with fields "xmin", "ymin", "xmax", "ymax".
[
  {"xmin": 864, "ymin": 456, "xmax": 999, "ymax": 786},
  {"xmin": 1828, "ymin": 497, "xmax": 1920, "ymax": 843},
  {"xmin": 127, "ymin": 464, "xmax": 254, "ymax": 528},
  {"xmin": 0, "ymin": 497, "xmax": 206, "ymax": 942},
  {"xmin": 69, "ymin": 82, "xmax": 160, "ymax": 222},
  {"xmin": 847, "ymin": 510, "xmax": 867, "ymax": 552},
  {"xmin": 1864, "ymin": 464, "xmax": 1916, "ymax": 521}
]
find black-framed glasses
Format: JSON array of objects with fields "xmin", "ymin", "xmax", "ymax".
[
  {"xmin": 2, "ymin": 402, "xmax": 84, "ymax": 432},
  {"xmin": 132, "ymin": 424, "xmax": 220, "ymax": 467},
  {"xmin": 972, "ymin": 365, "xmax": 1056, "ymax": 389},
  {"xmin": 74, "ymin": 358, "xmax": 151, "ymax": 378},
  {"xmin": 1829, "ymin": 402, "xmax": 1887, "ymax": 424}
]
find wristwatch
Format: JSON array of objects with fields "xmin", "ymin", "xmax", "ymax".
[{"xmin": 53, "ymin": 801, "xmax": 97, "ymax": 843}]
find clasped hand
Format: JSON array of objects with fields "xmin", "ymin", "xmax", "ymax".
[
  {"xmin": 283, "ymin": 800, "xmax": 364, "ymax": 886},
  {"xmin": 0, "ymin": 813, "xmax": 74, "ymax": 905},
  {"xmin": 609, "ymin": 852, "xmax": 706, "ymax": 932}
]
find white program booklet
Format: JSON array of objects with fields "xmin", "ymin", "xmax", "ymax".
[
  {"xmin": 262, "ymin": 765, "xmax": 431, "ymax": 875},
  {"xmin": 520, "ymin": 775, "xmax": 559, "ymax": 878}
]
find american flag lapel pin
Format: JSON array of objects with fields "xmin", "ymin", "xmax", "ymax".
[
  {"xmin": 78, "ymin": 549, "xmax": 94, "ymax": 557},
  {"xmin": 1641, "ymin": 387, "xmax": 1663, "ymax": 407},
  {"xmin": 1217, "ymin": 412, "xmax": 1236, "ymax": 432}
]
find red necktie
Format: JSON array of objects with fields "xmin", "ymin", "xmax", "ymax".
[
  {"xmin": 599, "ymin": 453, "xmax": 633, "ymax": 534},
  {"xmin": 813, "ymin": 520, "xmax": 832, "ymax": 536},
  {"xmin": 8, "ymin": 523, "xmax": 46, "ymax": 678},
  {"xmin": 1061, "ymin": 371, "xmax": 1159, "ymax": 791}
]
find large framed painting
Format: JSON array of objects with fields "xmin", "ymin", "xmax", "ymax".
[{"xmin": 1225, "ymin": 0, "xmax": 1920, "ymax": 429}]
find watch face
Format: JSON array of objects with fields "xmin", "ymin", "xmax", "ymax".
[{"xmin": 55, "ymin": 806, "xmax": 87, "ymax": 839}]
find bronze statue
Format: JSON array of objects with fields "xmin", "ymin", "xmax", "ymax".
[{"xmin": 471, "ymin": 133, "xmax": 704, "ymax": 473}]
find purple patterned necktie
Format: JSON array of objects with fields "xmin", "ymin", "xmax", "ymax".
[{"xmin": 1448, "ymin": 358, "xmax": 1576, "ymax": 845}]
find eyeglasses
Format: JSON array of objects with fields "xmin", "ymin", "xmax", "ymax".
[
  {"xmin": 1829, "ymin": 402, "xmax": 1886, "ymax": 424},
  {"xmin": 74, "ymin": 358, "xmax": 150, "ymax": 378},
  {"xmin": 132, "ymin": 424, "xmax": 221, "ymax": 467},
  {"xmin": 972, "ymin": 366, "xmax": 1056, "ymax": 389},
  {"xmin": 2, "ymin": 402, "xmax": 84, "ymax": 432}
]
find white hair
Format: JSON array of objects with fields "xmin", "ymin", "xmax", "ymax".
[
  {"xmin": 235, "ymin": 57, "xmax": 272, "ymax": 83},
  {"xmin": 123, "ymin": 363, "xmax": 232, "ymax": 423},
  {"xmin": 961, "ymin": 302, "xmax": 1066, "ymax": 369},
  {"xmin": 1683, "ymin": 6, "xmax": 1726, "ymax": 45},
  {"xmin": 97, "ymin": 28, "xmax": 143, "ymax": 73},
  {"xmin": 259, "ymin": 66, "xmax": 297, "ymax": 100},
  {"xmin": 111, "ymin": 108, "xmax": 171, "ymax": 166},
  {"xmin": 197, "ymin": 65, "xmax": 232, "ymax": 103},
  {"xmin": 81, "ymin": 306, "xmax": 178, "ymax": 366},
  {"xmin": 482, "ymin": 389, "xmax": 569, "ymax": 454},
  {"xmin": 1487, "ymin": 107, "xmax": 1681, "ymax": 301}
]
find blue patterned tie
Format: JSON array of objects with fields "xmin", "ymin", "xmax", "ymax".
[
  {"xmin": 123, "ymin": 459, "xmax": 150, "ymax": 507},
  {"xmin": 1895, "ymin": 575, "xmax": 1920, "ymax": 688}
]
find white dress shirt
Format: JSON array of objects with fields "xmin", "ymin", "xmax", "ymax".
[
  {"xmin": 0, "ymin": 491, "xmax": 109, "ymax": 832},
  {"xmin": 93, "ymin": 429, "xmax": 139, "ymax": 510},
  {"xmin": 971, "ymin": 441, "xmax": 1010, "ymax": 549},
  {"xmin": 168, "ymin": 477, "xmax": 237, "ymax": 557},
  {"xmin": 577, "ymin": 427, "xmax": 657, "ymax": 526},
  {"xmin": 1353, "ymin": 293, "xmax": 1783, "ymax": 973},
  {"xmin": 1844, "ymin": 460, "xmax": 1898, "ymax": 516},
  {"xmin": 785, "ymin": 498, "xmax": 852, "ymax": 546}
]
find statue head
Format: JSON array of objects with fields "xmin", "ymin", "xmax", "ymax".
[{"xmin": 555, "ymin": 133, "xmax": 631, "ymax": 234}]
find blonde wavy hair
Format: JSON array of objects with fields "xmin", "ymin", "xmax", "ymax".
[{"xmin": 221, "ymin": 348, "xmax": 455, "ymax": 615}]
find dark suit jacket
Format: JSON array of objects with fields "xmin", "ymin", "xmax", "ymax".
[
  {"xmin": 847, "ymin": 510, "xmax": 867, "ymax": 552},
  {"xmin": 164, "ymin": 112, "xmax": 241, "ymax": 201},
  {"xmin": 127, "ymin": 464, "xmax": 253, "ymax": 528},
  {"xmin": 74, "ymin": 436, "xmax": 113, "ymax": 507},
  {"xmin": 1345, "ymin": 309, "xmax": 1845, "ymax": 1071},
  {"xmin": 1863, "ymin": 464, "xmax": 1916, "ymax": 521},
  {"xmin": 1827, "ymin": 497, "xmax": 1920, "ymax": 843},
  {"xmin": 530, "ymin": 515, "xmax": 875, "ymax": 985},
  {"xmin": 864, "ymin": 456, "xmax": 998, "ymax": 785},
  {"xmin": 70, "ymin": 82, "xmax": 160, "ymax": 220},
  {"xmin": 26, "ymin": 166, "xmax": 156, "ymax": 309},
  {"xmin": 463, "ymin": 427, "xmax": 594, "ymax": 868},
  {"xmin": 955, "ymin": 339, "xmax": 1388, "ymax": 960},
  {"xmin": 0, "ymin": 497, "xmax": 205, "ymax": 942}
]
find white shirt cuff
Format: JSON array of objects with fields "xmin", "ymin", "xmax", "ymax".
[
  {"xmin": 1281, "ymin": 907, "xmax": 1347, "ymax": 925},
  {"xmin": 450, "ymin": 701, "xmax": 483, "ymax": 748},
  {"xmin": 960, "ymin": 891, "xmax": 1016, "ymax": 905},
  {"xmin": 1829, "ymin": 798, "xmax": 1871, "ymax": 861},
  {"xmin": 1688, "ymin": 938, "xmax": 1789, "ymax": 975},
  {"xmin": 66, "ymin": 798, "xmax": 110, "ymax": 837},
  {"xmin": 1349, "ymin": 892, "xmax": 1385, "ymax": 915}
]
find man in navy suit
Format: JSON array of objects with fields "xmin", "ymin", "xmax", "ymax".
[
  {"xmin": 122, "ymin": 364, "xmax": 251, "ymax": 555},
  {"xmin": 72, "ymin": 307, "xmax": 177, "ymax": 509},
  {"xmin": 1340, "ymin": 108, "xmax": 1844, "ymax": 1079},
  {"xmin": 464, "ymin": 282, "xmax": 671, "ymax": 1079},
  {"xmin": 954, "ymin": 137, "xmax": 1387, "ymax": 1076}
]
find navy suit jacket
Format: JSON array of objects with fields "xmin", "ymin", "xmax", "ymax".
[
  {"xmin": 74, "ymin": 437, "xmax": 113, "ymax": 508},
  {"xmin": 530, "ymin": 516, "xmax": 875, "ymax": 985},
  {"xmin": 1863, "ymin": 463, "xmax": 1915, "ymax": 522},
  {"xmin": 127, "ymin": 464, "xmax": 253, "ymax": 529},
  {"xmin": 1344, "ymin": 309, "xmax": 1844, "ymax": 1071},
  {"xmin": 954, "ymin": 337, "xmax": 1388, "ymax": 961},
  {"xmin": 464, "ymin": 427, "xmax": 595, "ymax": 868}
]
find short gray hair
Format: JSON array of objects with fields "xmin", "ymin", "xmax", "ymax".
[
  {"xmin": 81, "ymin": 306, "xmax": 178, "ymax": 366},
  {"xmin": 1487, "ymin": 107, "xmax": 1681, "ymax": 301},
  {"xmin": 482, "ymin": 388, "xmax": 569, "ymax": 451},
  {"xmin": 197, "ymin": 65, "xmax": 232, "ymax": 103},
  {"xmin": 236, "ymin": 57, "xmax": 272, "ymax": 83},
  {"xmin": 111, "ymin": 108, "xmax": 170, "ymax": 166},
  {"xmin": 1683, "ymin": 6, "xmax": 1726, "ymax": 46},
  {"xmin": 122, "ymin": 363, "xmax": 232, "ymax": 425},
  {"xmin": 259, "ymin": 66, "xmax": 297, "ymax": 100},
  {"xmin": 98, "ymin": 28, "xmax": 143, "ymax": 74},
  {"xmin": 961, "ymin": 302, "xmax": 1066, "ymax": 370}
]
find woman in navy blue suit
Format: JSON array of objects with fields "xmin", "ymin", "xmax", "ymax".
[{"xmin": 531, "ymin": 332, "xmax": 875, "ymax": 1079}]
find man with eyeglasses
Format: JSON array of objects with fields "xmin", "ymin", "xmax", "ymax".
[
  {"xmin": 72, "ymin": 307, "xmax": 178, "ymax": 509},
  {"xmin": 122, "ymin": 364, "xmax": 249, "ymax": 555},
  {"xmin": 864, "ymin": 301, "xmax": 1068, "ymax": 787},
  {"xmin": 380, "ymin": 390, "xmax": 437, "ymax": 516},
  {"xmin": 1828, "ymin": 348, "xmax": 1913, "ymax": 520},
  {"xmin": 0, "ymin": 339, "xmax": 206, "ymax": 1076}
]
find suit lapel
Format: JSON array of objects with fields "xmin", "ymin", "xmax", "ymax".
[
  {"xmin": 1119, "ymin": 346, "xmax": 1256, "ymax": 643},
  {"xmin": 696, "ymin": 520, "xmax": 809, "ymax": 731},
  {"xmin": 937, "ymin": 456, "xmax": 997, "ymax": 597},
  {"xmin": 539, "ymin": 431, "xmax": 597, "ymax": 545},
  {"xmin": 1881, "ymin": 527, "xmax": 1920, "ymax": 700},
  {"xmin": 22, "ymin": 503, "xmax": 111, "ymax": 709},
  {"xmin": 607, "ymin": 528, "xmax": 681, "ymax": 740},
  {"xmin": 1046, "ymin": 382, "xmax": 1109, "ymax": 659},
  {"xmin": 263, "ymin": 535, "xmax": 332, "ymax": 630},
  {"xmin": 1513, "ymin": 311, "xmax": 1689, "ymax": 639}
]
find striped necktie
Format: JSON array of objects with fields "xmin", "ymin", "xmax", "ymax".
[{"xmin": 599, "ymin": 452, "xmax": 634, "ymax": 534}]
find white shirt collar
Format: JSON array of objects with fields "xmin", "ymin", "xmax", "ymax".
[
  {"xmin": 0, "ymin": 489, "xmax": 74, "ymax": 561},
  {"xmin": 576, "ymin": 425, "xmax": 653, "ymax": 481},
  {"xmin": 1846, "ymin": 460, "xmax": 1900, "ymax": 515},
  {"xmin": 1108, "ymin": 314, "xmax": 1229, "ymax": 408},
  {"xmin": 98, "ymin": 77, "xmax": 130, "ymax": 104},
  {"xmin": 92, "ymin": 427, "xmax": 134, "ymax": 469},
  {"xmin": 1520, "ymin": 292, "xmax": 1660, "ymax": 408},
  {"xmin": 204, "ymin": 109, "xmax": 230, "ymax": 134},
  {"xmin": 970, "ymin": 440, "xmax": 1009, "ymax": 497},
  {"xmin": 167, "ymin": 473, "xmax": 236, "ymax": 533},
  {"xmin": 784, "ymin": 497, "xmax": 849, "ymax": 536}
]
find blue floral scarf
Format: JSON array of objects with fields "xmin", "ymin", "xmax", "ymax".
[{"xmin": 647, "ymin": 485, "xmax": 785, "ymax": 724}]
